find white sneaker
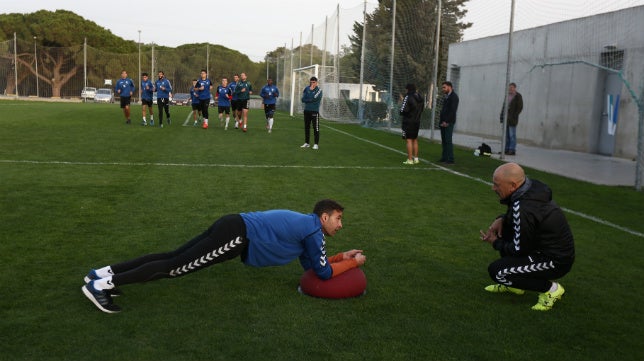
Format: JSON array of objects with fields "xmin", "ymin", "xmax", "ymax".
[
  {"xmin": 300, "ymin": 143, "xmax": 310, "ymax": 148},
  {"xmin": 312, "ymin": 144, "xmax": 319, "ymax": 150}
]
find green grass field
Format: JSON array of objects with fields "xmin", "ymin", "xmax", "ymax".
[{"xmin": 1, "ymin": 100, "xmax": 643, "ymax": 361}]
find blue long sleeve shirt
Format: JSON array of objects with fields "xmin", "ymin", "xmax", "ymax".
[
  {"xmin": 240, "ymin": 210, "xmax": 333, "ymax": 279},
  {"xmin": 141, "ymin": 79, "xmax": 154, "ymax": 100},
  {"xmin": 301, "ymin": 86, "xmax": 322, "ymax": 112},
  {"xmin": 115, "ymin": 78, "xmax": 135, "ymax": 98},
  {"xmin": 155, "ymin": 78, "xmax": 172, "ymax": 98},
  {"xmin": 260, "ymin": 84, "xmax": 279, "ymax": 105}
]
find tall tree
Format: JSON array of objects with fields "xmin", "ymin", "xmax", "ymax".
[
  {"xmin": 0, "ymin": 10, "xmax": 137, "ymax": 97},
  {"xmin": 345, "ymin": 0, "xmax": 470, "ymax": 101}
]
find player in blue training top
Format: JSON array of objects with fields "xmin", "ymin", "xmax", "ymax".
[
  {"xmin": 195, "ymin": 69, "xmax": 213, "ymax": 129},
  {"xmin": 140, "ymin": 72, "xmax": 155, "ymax": 126},
  {"xmin": 229, "ymin": 74, "xmax": 240, "ymax": 128},
  {"xmin": 233, "ymin": 72, "xmax": 253, "ymax": 132},
  {"xmin": 260, "ymin": 78, "xmax": 280, "ymax": 133},
  {"xmin": 189, "ymin": 79, "xmax": 202, "ymax": 127},
  {"xmin": 154, "ymin": 71, "xmax": 173, "ymax": 127},
  {"xmin": 115, "ymin": 70, "xmax": 135, "ymax": 124},
  {"xmin": 216, "ymin": 77, "xmax": 233, "ymax": 129},
  {"xmin": 81, "ymin": 199, "xmax": 367, "ymax": 313}
]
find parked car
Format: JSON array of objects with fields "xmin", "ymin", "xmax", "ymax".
[
  {"xmin": 81, "ymin": 87, "xmax": 96, "ymax": 101},
  {"xmin": 94, "ymin": 88, "xmax": 114, "ymax": 103},
  {"xmin": 171, "ymin": 93, "xmax": 191, "ymax": 106}
]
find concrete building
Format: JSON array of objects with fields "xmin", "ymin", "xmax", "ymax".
[{"xmin": 447, "ymin": 5, "xmax": 644, "ymax": 159}]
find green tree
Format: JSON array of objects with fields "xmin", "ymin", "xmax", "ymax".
[
  {"xmin": 345, "ymin": 0, "xmax": 470, "ymax": 100},
  {"xmin": 0, "ymin": 10, "xmax": 137, "ymax": 97}
]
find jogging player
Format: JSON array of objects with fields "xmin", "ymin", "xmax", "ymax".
[
  {"xmin": 155, "ymin": 71, "xmax": 172, "ymax": 127},
  {"xmin": 115, "ymin": 70, "xmax": 135, "ymax": 124},
  {"xmin": 260, "ymin": 78, "xmax": 279, "ymax": 133}
]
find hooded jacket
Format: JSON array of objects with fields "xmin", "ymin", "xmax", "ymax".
[{"xmin": 493, "ymin": 178, "xmax": 575, "ymax": 264}]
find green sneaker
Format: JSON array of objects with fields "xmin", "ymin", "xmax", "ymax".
[
  {"xmin": 484, "ymin": 284, "xmax": 525, "ymax": 295},
  {"xmin": 402, "ymin": 159, "xmax": 414, "ymax": 165},
  {"xmin": 531, "ymin": 283, "xmax": 565, "ymax": 311}
]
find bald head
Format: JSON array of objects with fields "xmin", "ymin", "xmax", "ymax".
[
  {"xmin": 492, "ymin": 163, "xmax": 526, "ymax": 199},
  {"xmin": 494, "ymin": 163, "xmax": 525, "ymax": 184}
]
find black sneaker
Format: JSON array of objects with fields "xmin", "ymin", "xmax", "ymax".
[
  {"xmin": 83, "ymin": 271, "xmax": 123, "ymax": 297},
  {"xmin": 82, "ymin": 281, "xmax": 121, "ymax": 313}
]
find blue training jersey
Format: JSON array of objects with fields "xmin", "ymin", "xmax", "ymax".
[
  {"xmin": 141, "ymin": 79, "xmax": 154, "ymax": 100},
  {"xmin": 228, "ymin": 81, "xmax": 238, "ymax": 100},
  {"xmin": 190, "ymin": 86, "xmax": 199, "ymax": 104},
  {"xmin": 216, "ymin": 85, "xmax": 231, "ymax": 106},
  {"xmin": 260, "ymin": 84, "xmax": 279, "ymax": 105},
  {"xmin": 196, "ymin": 78, "xmax": 213, "ymax": 100},
  {"xmin": 115, "ymin": 78, "xmax": 135, "ymax": 98},
  {"xmin": 240, "ymin": 210, "xmax": 333, "ymax": 279},
  {"xmin": 155, "ymin": 78, "xmax": 172, "ymax": 98}
]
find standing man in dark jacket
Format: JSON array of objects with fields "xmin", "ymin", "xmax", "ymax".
[
  {"xmin": 400, "ymin": 83, "xmax": 424, "ymax": 165},
  {"xmin": 480, "ymin": 163, "xmax": 575, "ymax": 311},
  {"xmin": 439, "ymin": 81, "xmax": 459, "ymax": 164},
  {"xmin": 500, "ymin": 82, "xmax": 524, "ymax": 155},
  {"xmin": 300, "ymin": 77, "xmax": 323, "ymax": 150}
]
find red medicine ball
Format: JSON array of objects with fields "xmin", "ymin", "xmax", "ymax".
[{"xmin": 299, "ymin": 267, "xmax": 367, "ymax": 299}]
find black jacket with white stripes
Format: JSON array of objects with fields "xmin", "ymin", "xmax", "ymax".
[{"xmin": 493, "ymin": 178, "xmax": 575, "ymax": 264}]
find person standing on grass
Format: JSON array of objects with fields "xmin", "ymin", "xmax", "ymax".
[
  {"xmin": 438, "ymin": 81, "xmax": 459, "ymax": 164},
  {"xmin": 300, "ymin": 76, "xmax": 323, "ymax": 150},
  {"xmin": 260, "ymin": 78, "xmax": 279, "ymax": 133},
  {"xmin": 229, "ymin": 74, "xmax": 241, "ymax": 129},
  {"xmin": 216, "ymin": 77, "xmax": 233, "ymax": 129},
  {"xmin": 190, "ymin": 79, "xmax": 202, "ymax": 126},
  {"xmin": 234, "ymin": 72, "xmax": 253, "ymax": 132},
  {"xmin": 155, "ymin": 71, "xmax": 172, "ymax": 128},
  {"xmin": 479, "ymin": 162, "xmax": 574, "ymax": 311},
  {"xmin": 400, "ymin": 83, "xmax": 424, "ymax": 165},
  {"xmin": 81, "ymin": 199, "xmax": 367, "ymax": 313},
  {"xmin": 195, "ymin": 69, "xmax": 214, "ymax": 129},
  {"xmin": 140, "ymin": 73, "xmax": 154, "ymax": 126},
  {"xmin": 500, "ymin": 82, "xmax": 524, "ymax": 156},
  {"xmin": 115, "ymin": 70, "xmax": 135, "ymax": 125}
]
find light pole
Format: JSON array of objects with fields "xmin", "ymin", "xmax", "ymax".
[
  {"xmin": 138, "ymin": 30, "xmax": 141, "ymax": 103},
  {"xmin": 34, "ymin": 36, "xmax": 39, "ymax": 97}
]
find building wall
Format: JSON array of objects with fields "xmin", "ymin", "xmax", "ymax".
[{"xmin": 447, "ymin": 6, "xmax": 644, "ymax": 158}]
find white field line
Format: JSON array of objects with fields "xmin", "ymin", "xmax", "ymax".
[
  {"xmin": 2, "ymin": 123, "xmax": 642, "ymax": 238},
  {"xmin": 323, "ymin": 124, "xmax": 644, "ymax": 238},
  {"xmin": 0, "ymin": 159, "xmax": 438, "ymax": 172}
]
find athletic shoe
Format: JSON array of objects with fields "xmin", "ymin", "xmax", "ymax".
[
  {"xmin": 402, "ymin": 159, "xmax": 414, "ymax": 165},
  {"xmin": 126, "ymin": 119, "xmax": 131, "ymax": 124},
  {"xmin": 193, "ymin": 121, "xmax": 198, "ymax": 127},
  {"xmin": 167, "ymin": 118, "xmax": 171, "ymax": 125},
  {"xmin": 243, "ymin": 126, "xmax": 247, "ymax": 133},
  {"xmin": 160, "ymin": 124, "xmax": 164, "ymax": 128},
  {"xmin": 313, "ymin": 144, "xmax": 319, "ymax": 150},
  {"xmin": 203, "ymin": 122, "xmax": 208, "ymax": 129},
  {"xmin": 150, "ymin": 120, "xmax": 155, "ymax": 126},
  {"xmin": 531, "ymin": 283, "xmax": 565, "ymax": 311},
  {"xmin": 141, "ymin": 120, "xmax": 147, "ymax": 126},
  {"xmin": 413, "ymin": 158, "xmax": 419, "ymax": 164},
  {"xmin": 268, "ymin": 129, "xmax": 271, "ymax": 133},
  {"xmin": 300, "ymin": 143, "xmax": 310, "ymax": 148},
  {"xmin": 484, "ymin": 284, "xmax": 525, "ymax": 295},
  {"xmin": 83, "ymin": 270, "xmax": 122, "ymax": 297},
  {"xmin": 82, "ymin": 281, "xmax": 121, "ymax": 313}
]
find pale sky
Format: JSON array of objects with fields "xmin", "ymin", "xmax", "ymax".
[{"xmin": 4, "ymin": 0, "xmax": 644, "ymax": 62}]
